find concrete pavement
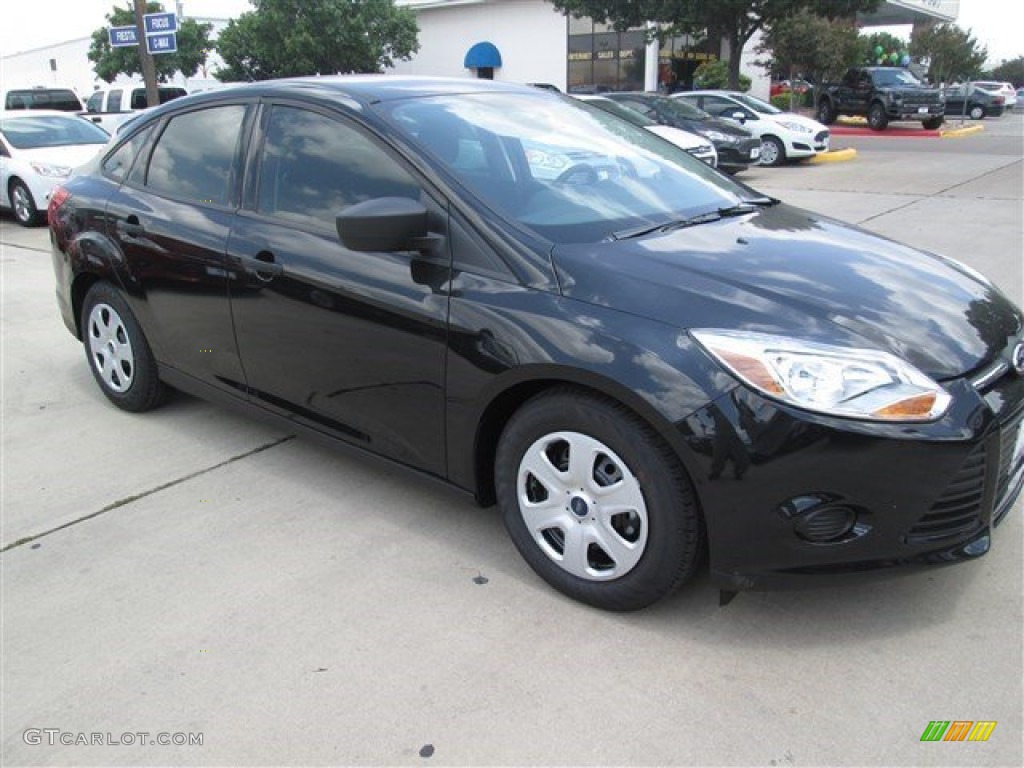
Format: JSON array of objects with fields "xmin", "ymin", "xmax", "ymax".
[{"xmin": 2, "ymin": 114, "xmax": 1022, "ymax": 766}]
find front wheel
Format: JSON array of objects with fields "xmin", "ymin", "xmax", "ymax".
[
  {"xmin": 922, "ymin": 117, "xmax": 944, "ymax": 130},
  {"xmin": 495, "ymin": 389, "xmax": 703, "ymax": 611},
  {"xmin": 81, "ymin": 282, "xmax": 166, "ymax": 412},
  {"xmin": 867, "ymin": 102, "xmax": 889, "ymax": 131},
  {"xmin": 759, "ymin": 135, "xmax": 786, "ymax": 167},
  {"xmin": 817, "ymin": 99, "xmax": 836, "ymax": 125},
  {"xmin": 9, "ymin": 179, "xmax": 41, "ymax": 227}
]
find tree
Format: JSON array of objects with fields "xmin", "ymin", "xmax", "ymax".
[
  {"xmin": 988, "ymin": 56, "xmax": 1024, "ymax": 86},
  {"xmin": 215, "ymin": 0, "xmax": 419, "ymax": 82},
  {"xmin": 549, "ymin": 1, "xmax": 881, "ymax": 90},
  {"xmin": 910, "ymin": 23, "xmax": 987, "ymax": 86},
  {"xmin": 758, "ymin": 9, "xmax": 860, "ymax": 108},
  {"xmin": 88, "ymin": 2, "xmax": 213, "ymax": 85},
  {"xmin": 693, "ymin": 60, "xmax": 751, "ymax": 91}
]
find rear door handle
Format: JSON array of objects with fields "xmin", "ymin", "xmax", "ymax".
[
  {"xmin": 116, "ymin": 217, "xmax": 145, "ymax": 238},
  {"xmin": 239, "ymin": 252, "xmax": 283, "ymax": 281}
]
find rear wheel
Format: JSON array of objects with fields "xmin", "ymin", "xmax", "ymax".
[
  {"xmin": 495, "ymin": 389, "xmax": 703, "ymax": 611},
  {"xmin": 9, "ymin": 179, "xmax": 41, "ymax": 227},
  {"xmin": 81, "ymin": 282, "xmax": 166, "ymax": 412},
  {"xmin": 759, "ymin": 135, "xmax": 786, "ymax": 167},
  {"xmin": 922, "ymin": 117, "xmax": 943, "ymax": 130},
  {"xmin": 969, "ymin": 104, "xmax": 985, "ymax": 120},
  {"xmin": 867, "ymin": 102, "xmax": 889, "ymax": 131}
]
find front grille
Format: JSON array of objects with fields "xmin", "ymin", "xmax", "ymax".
[
  {"xmin": 994, "ymin": 410, "xmax": 1024, "ymax": 525},
  {"xmin": 907, "ymin": 445, "xmax": 986, "ymax": 543}
]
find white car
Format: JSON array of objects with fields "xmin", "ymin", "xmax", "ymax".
[
  {"xmin": 674, "ymin": 90, "xmax": 830, "ymax": 167},
  {"xmin": 575, "ymin": 94, "xmax": 718, "ymax": 167},
  {"xmin": 0, "ymin": 110, "xmax": 109, "ymax": 226},
  {"xmin": 973, "ymin": 81, "xmax": 1017, "ymax": 109}
]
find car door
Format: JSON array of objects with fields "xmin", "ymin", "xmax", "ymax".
[
  {"xmin": 226, "ymin": 102, "xmax": 450, "ymax": 475},
  {"xmin": 0, "ymin": 135, "xmax": 11, "ymax": 208},
  {"xmin": 104, "ymin": 102, "xmax": 254, "ymax": 391}
]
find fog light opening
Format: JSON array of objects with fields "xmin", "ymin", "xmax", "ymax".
[{"xmin": 794, "ymin": 506, "xmax": 858, "ymax": 543}]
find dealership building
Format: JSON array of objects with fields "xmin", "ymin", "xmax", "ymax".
[
  {"xmin": 390, "ymin": 0, "xmax": 961, "ymax": 97},
  {"xmin": 1, "ymin": 0, "xmax": 961, "ymax": 101}
]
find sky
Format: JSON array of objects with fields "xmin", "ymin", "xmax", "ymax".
[{"xmin": 1, "ymin": 0, "xmax": 1022, "ymax": 66}]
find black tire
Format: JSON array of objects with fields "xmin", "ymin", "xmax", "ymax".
[
  {"xmin": 81, "ymin": 282, "xmax": 166, "ymax": 412},
  {"xmin": 817, "ymin": 99, "xmax": 836, "ymax": 125},
  {"xmin": 969, "ymin": 104, "xmax": 985, "ymax": 120},
  {"xmin": 867, "ymin": 102, "xmax": 889, "ymax": 131},
  {"xmin": 9, "ymin": 179, "xmax": 42, "ymax": 227},
  {"xmin": 495, "ymin": 388, "xmax": 703, "ymax": 611},
  {"xmin": 922, "ymin": 117, "xmax": 943, "ymax": 130},
  {"xmin": 759, "ymin": 135, "xmax": 787, "ymax": 167}
]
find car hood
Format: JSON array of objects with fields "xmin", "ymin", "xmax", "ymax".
[
  {"xmin": 696, "ymin": 116, "xmax": 752, "ymax": 138},
  {"xmin": 552, "ymin": 204, "xmax": 1022, "ymax": 380},
  {"xmin": 12, "ymin": 143, "xmax": 107, "ymax": 169}
]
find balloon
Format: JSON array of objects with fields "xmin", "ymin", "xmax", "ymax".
[
  {"xmin": 889, "ymin": 52, "xmax": 899, "ymax": 63},
  {"xmin": 876, "ymin": 58, "xmax": 884, "ymax": 65},
  {"xmin": 901, "ymin": 54, "xmax": 911, "ymax": 66}
]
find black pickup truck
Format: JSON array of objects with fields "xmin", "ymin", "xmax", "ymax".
[{"xmin": 817, "ymin": 67, "xmax": 945, "ymax": 130}]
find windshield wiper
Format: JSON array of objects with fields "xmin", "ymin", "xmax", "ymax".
[{"xmin": 610, "ymin": 197, "xmax": 779, "ymax": 241}]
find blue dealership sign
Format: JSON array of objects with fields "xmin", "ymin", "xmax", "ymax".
[
  {"xmin": 144, "ymin": 12, "xmax": 178, "ymax": 35},
  {"xmin": 146, "ymin": 33, "xmax": 178, "ymax": 55},
  {"xmin": 108, "ymin": 26, "xmax": 139, "ymax": 47}
]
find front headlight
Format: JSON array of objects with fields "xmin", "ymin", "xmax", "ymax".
[
  {"xmin": 701, "ymin": 130, "xmax": 733, "ymax": 143},
  {"xmin": 777, "ymin": 120, "xmax": 812, "ymax": 133},
  {"xmin": 30, "ymin": 162, "xmax": 73, "ymax": 178},
  {"xmin": 692, "ymin": 330, "xmax": 951, "ymax": 422}
]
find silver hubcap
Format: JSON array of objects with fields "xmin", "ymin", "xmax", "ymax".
[
  {"xmin": 760, "ymin": 139, "xmax": 779, "ymax": 165},
  {"xmin": 517, "ymin": 431, "xmax": 648, "ymax": 581},
  {"xmin": 971, "ymin": 106, "xmax": 983, "ymax": 119},
  {"xmin": 87, "ymin": 303, "xmax": 134, "ymax": 393},
  {"xmin": 12, "ymin": 185, "xmax": 32, "ymax": 222}
]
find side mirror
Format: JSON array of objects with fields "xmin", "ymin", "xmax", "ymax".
[
  {"xmin": 731, "ymin": 111, "xmax": 747, "ymax": 123},
  {"xmin": 336, "ymin": 197, "xmax": 440, "ymax": 253}
]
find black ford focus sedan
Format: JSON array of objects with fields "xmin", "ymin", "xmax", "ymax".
[{"xmin": 49, "ymin": 77, "xmax": 1023, "ymax": 611}]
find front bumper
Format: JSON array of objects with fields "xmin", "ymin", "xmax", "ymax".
[
  {"xmin": 785, "ymin": 130, "xmax": 829, "ymax": 159},
  {"xmin": 716, "ymin": 138, "xmax": 761, "ymax": 170},
  {"xmin": 677, "ymin": 353, "xmax": 1024, "ymax": 591},
  {"xmin": 889, "ymin": 104, "xmax": 944, "ymax": 119}
]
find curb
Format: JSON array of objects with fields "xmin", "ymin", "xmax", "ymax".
[
  {"xmin": 837, "ymin": 116, "xmax": 867, "ymax": 126},
  {"xmin": 939, "ymin": 124, "xmax": 984, "ymax": 138},
  {"xmin": 808, "ymin": 147, "xmax": 857, "ymax": 164}
]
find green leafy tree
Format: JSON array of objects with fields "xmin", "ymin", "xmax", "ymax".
[
  {"xmin": 759, "ymin": 9, "xmax": 860, "ymax": 108},
  {"xmin": 548, "ymin": 1, "xmax": 881, "ymax": 89},
  {"xmin": 988, "ymin": 56, "xmax": 1024, "ymax": 86},
  {"xmin": 910, "ymin": 23, "xmax": 988, "ymax": 85},
  {"xmin": 693, "ymin": 59, "xmax": 751, "ymax": 91},
  {"xmin": 215, "ymin": 0, "xmax": 419, "ymax": 81},
  {"xmin": 88, "ymin": 2, "xmax": 213, "ymax": 84}
]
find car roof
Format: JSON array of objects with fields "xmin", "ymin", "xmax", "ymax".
[
  {"xmin": 0, "ymin": 109, "xmax": 88, "ymax": 119},
  {"xmin": 174, "ymin": 75, "xmax": 535, "ymax": 106}
]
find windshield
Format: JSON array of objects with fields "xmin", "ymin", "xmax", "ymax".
[
  {"xmin": 872, "ymin": 69, "xmax": 924, "ymax": 87},
  {"xmin": 379, "ymin": 93, "xmax": 748, "ymax": 245},
  {"xmin": 654, "ymin": 97, "xmax": 711, "ymax": 120},
  {"xmin": 730, "ymin": 92, "xmax": 783, "ymax": 115},
  {"xmin": 579, "ymin": 97, "xmax": 655, "ymax": 128},
  {"xmin": 0, "ymin": 114, "xmax": 110, "ymax": 149}
]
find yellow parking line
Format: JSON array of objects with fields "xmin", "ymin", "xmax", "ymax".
[{"xmin": 808, "ymin": 148, "xmax": 857, "ymax": 164}]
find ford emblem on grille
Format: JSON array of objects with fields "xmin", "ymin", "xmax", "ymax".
[{"xmin": 1013, "ymin": 342, "xmax": 1024, "ymax": 374}]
